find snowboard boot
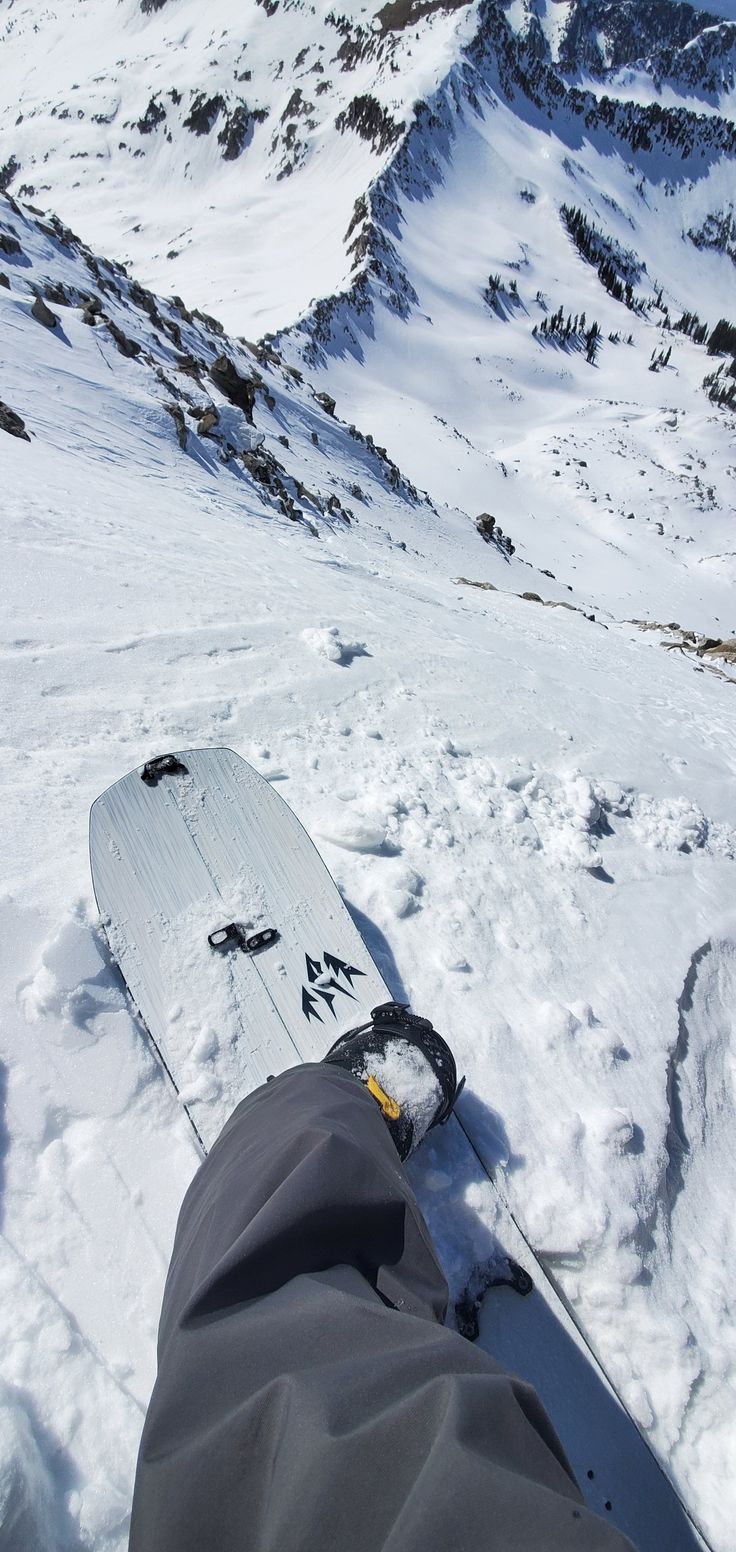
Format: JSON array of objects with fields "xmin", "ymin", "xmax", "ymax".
[{"xmin": 323, "ymin": 1002, "xmax": 464, "ymax": 1161}]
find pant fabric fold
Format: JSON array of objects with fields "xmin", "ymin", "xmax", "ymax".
[{"xmin": 130, "ymin": 1063, "xmax": 635, "ymax": 1552}]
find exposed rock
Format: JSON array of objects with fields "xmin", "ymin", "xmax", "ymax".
[
  {"xmin": 0, "ymin": 272, "xmax": 9, "ymax": 289},
  {"xmin": 217, "ymin": 103, "xmax": 268, "ymax": 160},
  {"xmin": 44, "ymin": 280, "xmax": 70, "ymax": 306},
  {"xmin": 210, "ymin": 354, "xmax": 256, "ymax": 421},
  {"xmin": 184, "ymin": 94, "xmax": 225, "ymax": 136},
  {"xmin": 0, "ymin": 400, "xmax": 31, "ymax": 441},
  {"xmin": 191, "ymin": 306, "xmax": 224, "ymax": 337},
  {"xmin": 315, "ymin": 391, "xmax": 336, "ymax": 416},
  {"xmin": 80, "ymin": 294, "xmax": 103, "ymax": 325},
  {"xmin": 377, "ymin": 0, "xmax": 467, "ymax": 30},
  {"xmin": 521, "ymin": 591, "xmax": 543, "ymax": 603},
  {"xmin": 0, "ymin": 232, "xmax": 21, "ymax": 256},
  {"xmin": 335, "ymin": 94, "xmax": 405, "ymax": 155},
  {"xmin": 106, "ymin": 320, "xmax": 142, "ymax": 358},
  {"xmin": 175, "ymin": 352, "xmax": 204, "ymax": 379},
  {"xmin": 31, "ymin": 295, "xmax": 58, "ymax": 329},
  {"xmin": 137, "ymin": 98, "xmax": 166, "ymax": 135},
  {"xmin": 0, "ymin": 156, "xmax": 20, "ymax": 192},
  {"xmin": 128, "ymin": 279, "xmax": 166, "ymax": 334},
  {"xmin": 698, "ymin": 637, "xmax": 736, "ymax": 663},
  {"xmin": 455, "ymin": 577, "xmax": 497, "ymax": 591},
  {"xmin": 475, "ymin": 512, "xmax": 496, "ymax": 539},
  {"xmin": 169, "ymin": 295, "xmax": 193, "ymax": 323},
  {"xmin": 197, "ymin": 407, "xmax": 219, "ymax": 435},
  {"xmin": 165, "ymin": 402, "xmax": 188, "ymax": 449}
]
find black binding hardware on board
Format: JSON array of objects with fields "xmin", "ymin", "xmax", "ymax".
[
  {"xmin": 141, "ymin": 754, "xmax": 188, "ymax": 785},
  {"xmin": 208, "ymin": 923, "xmax": 280, "ymax": 955},
  {"xmin": 368, "ymin": 1002, "xmax": 466, "ymax": 1123}
]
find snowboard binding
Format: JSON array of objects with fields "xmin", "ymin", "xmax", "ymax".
[{"xmin": 323, "ymin": 1002, "xmax": 465, "ymax": 1160}]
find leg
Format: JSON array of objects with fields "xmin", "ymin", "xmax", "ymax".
[{"xmin": 130, "ymin": 1064, "xmax": 635, "ymax": 1552}]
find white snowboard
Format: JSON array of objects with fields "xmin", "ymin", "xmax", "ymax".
[{"xmin": 90, "ymin": 747, "xmax": 708, "ymax": 1552}]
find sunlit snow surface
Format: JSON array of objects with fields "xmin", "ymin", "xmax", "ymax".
[
  {"xmin": 2, "ymin": 0, "xmax": 736, "ymax": 1546},
  {"xmin": 2, "ymin": 190, "xmax": 736, "ymax": 1551}
]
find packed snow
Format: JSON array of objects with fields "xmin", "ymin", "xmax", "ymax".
[{"xmin": 2, "ymin": 0, "xmax": 736, "ymax": 1548}]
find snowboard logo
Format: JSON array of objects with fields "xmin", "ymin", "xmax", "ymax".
[{"xmin": 301, "ymin": 952, "xmax": 366, "ymax": 1023}]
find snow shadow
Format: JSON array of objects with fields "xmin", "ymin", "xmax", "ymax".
[
  {"xmin": 343, "ymin": 901, "xmax": 409, "ymax": 1002},
  {"xmin": 0, "ymin": 1380, "xmax": 89, "ymax": 1552}
]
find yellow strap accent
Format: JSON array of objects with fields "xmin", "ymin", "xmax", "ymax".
[{"xmin": 366, "ymin": 1074, "xmax": 401, "ymax": 1121}]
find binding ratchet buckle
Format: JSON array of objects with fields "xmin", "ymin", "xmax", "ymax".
[{"xmin": 209, "ymin": 923, "xmax": 279, "ymax": 955}]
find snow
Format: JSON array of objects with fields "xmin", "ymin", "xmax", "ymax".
[
  {"xmin": 2, "ymin": 0, "xmax": 736, "ymax": 1547},
  {"xmin": 360, "ymin": 1037, "xmax": 443, "ymax": 1141},
  {"xmin": 0, "ymin": 0, "xmax": 475, "ymax": 335}
]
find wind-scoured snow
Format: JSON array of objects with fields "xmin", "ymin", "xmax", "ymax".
[{"xmin": 2, "ymin": 0, "xmax": 736, "ymax": 1548}]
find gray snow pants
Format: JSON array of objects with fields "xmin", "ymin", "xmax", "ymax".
[{"xmin": 130, "ymin": 1064, "xmax": 635, "ymax": 1551}]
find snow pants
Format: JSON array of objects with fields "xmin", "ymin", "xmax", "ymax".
[{"xmin": 130, "ymin": 1064, "xmax": 635, "ymax": 1552}]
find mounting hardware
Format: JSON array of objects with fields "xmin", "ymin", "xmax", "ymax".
[
  {"xmin": 141, "ymin": 754, "xmax": 188, "ymax": 785},
  {"xmin": 208, "ymin": 923, "xmax": 279, "ymax": 955}
]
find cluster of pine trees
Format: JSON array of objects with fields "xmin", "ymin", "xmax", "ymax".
[
  {"xmin": 703, "ymin": 364, "xmax": 736, "ymax": 410},
  {"xmin": 649, "ymin": 344, "xmax": 672, "ymax": 372},
  {"xmin": 484, "ymin": 273, "xmax": 521, "ymax": 313},
  {"xmin": 708, "ymin": 318, "xmax": 736, "ymax": 356},
  {"xmin": 673, "ymin": 310, "xmax": 709, "ymax": 344},
  {"xmin": 533, "ymin": 306, "xmax": 601, "ymax": 362},
  {"xmin": 560, "ymin": 204, "xmax": 642, "ymax": 309}
]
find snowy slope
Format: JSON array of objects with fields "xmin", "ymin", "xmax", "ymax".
[
  {"xmin": 4, "ymin": 0, "xmax": 735, "ymax": 335},
  {"xmin": 2, "ymin": 188, "xmax": 736, "ymax": 1551},
  {"xmin": 278, "ymin": 2, "xmax": 736, "ymax": 637},
  {"xmin": 2, "ymin": 0, "xmax": 736, "ymax": 1547},
  {"xmin": 0, "ymin": 0, "xmax": 476, "ymax": 334}
]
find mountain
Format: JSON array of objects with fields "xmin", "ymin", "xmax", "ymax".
[
  {"xmin": 2, "ymin": 2, "xmax": 736, "ymax": 1549},
  {"xmin": 3, "ymin": 0, "xmax": 735, "ymax": 331}
]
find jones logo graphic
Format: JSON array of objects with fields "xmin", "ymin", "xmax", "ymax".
[{"xmin": 301, "ymin": 952, "xmax": 366, "ymax": 1022}]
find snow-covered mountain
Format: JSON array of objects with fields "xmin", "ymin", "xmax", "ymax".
[
  {"xmin": 2, "ymin": 0, "xmax": 736, "ymax": 1548},
  {"xmin": 2, "ymin": 0, "xmax": 735, "ymax": 329}
]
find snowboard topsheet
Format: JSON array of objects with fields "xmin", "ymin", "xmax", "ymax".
[{"xmin": 90, "ymin": 748, "xmax": 707, "ymax": 1552}]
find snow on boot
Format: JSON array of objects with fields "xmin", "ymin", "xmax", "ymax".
[{"xmin": 323, "ymin": 1002, "xmax": 464, "ymax": 1160}]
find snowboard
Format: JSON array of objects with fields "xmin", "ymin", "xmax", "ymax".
[{"xmin": 90, "ymin": 747, "xmax": 708, "ymax": 1552}]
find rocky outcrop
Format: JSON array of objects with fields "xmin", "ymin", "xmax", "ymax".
[
  {"xmin": 218, "ymin": 103, "xmax": 268, "ymax": 161},
  {"xmin": 106, "ymin": 319, "xmax": 142, "ymax": 358},
  {"xmin": 137, "ymin": 98, "xmax": 166, "ymax": 135},
  {"xmin": 183, "ymin": 94, "xmax": 225, "ymax": 136},
  {"xmin": 31, "ymin": 295, "xmax": 58, "ymax": 328},
  {"xmin": 0, "ymin": 400, "xmax": 31, "ymax": 440},
  {"xmin": 335, "ymin": 95, "xmax": 405, "ymax": 155},
  {"xmin": 210, "ymin": 354, "xmax": 257, "ymax": 421}
]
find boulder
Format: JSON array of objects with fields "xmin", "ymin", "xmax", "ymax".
[
  {"xmin": 210, "ymin": 354, "xmax": 256, "ymax": 422},
  {"xmin": 31, "ymin": 295, "xmax": 58, "ymax": 329},
  {"xmin": 197, "ymin": 407, "xmax": 219, "ymax": 436},
  {"xmin": 0, "ymin": 400, "xmax": 30, "ymax": 441}
]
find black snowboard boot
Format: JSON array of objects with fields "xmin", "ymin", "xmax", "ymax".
[{"xmin": 323, "ymin": 1002, "xmax": 464, "ymax": 1160}]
